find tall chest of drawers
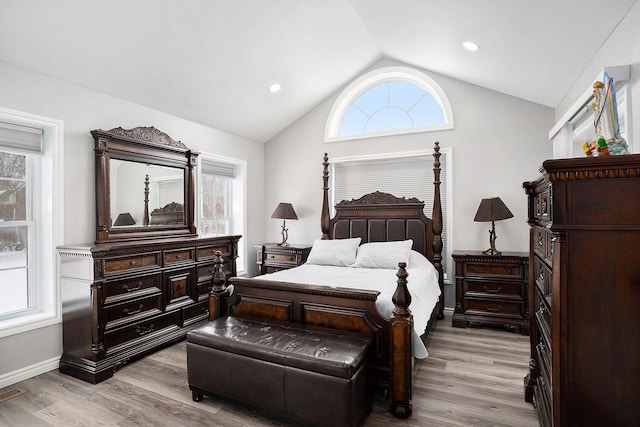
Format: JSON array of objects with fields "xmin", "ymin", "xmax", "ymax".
[
  {"xmin": 523, "ymin": 155, "xmax": 640, "ymax": 426},
  {"xmin": 58, "ymin": 235, "xmax": 240, "ymax": 384}
]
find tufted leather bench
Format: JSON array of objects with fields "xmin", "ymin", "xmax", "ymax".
[{"xmin": 187, "ymin": 316, "xmax": 374, "ymax": 427}]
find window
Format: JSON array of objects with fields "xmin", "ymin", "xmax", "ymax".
[
  {"xmin": 0, "ymin": 109, "xmax": 63, "ymax": 337},
  {"xmin": 326, "ymin": 66, "xmax": 454, "ymax": 142},
  {"xmin": 199, "ymin": 156, "xmax": 246, "ymax": 273},
  {"xmin": 330, "ymin": 149, "xmax": 453, "ymax": 279}
]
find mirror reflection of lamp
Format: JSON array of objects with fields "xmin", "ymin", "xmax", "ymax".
[
  {"xmin": 271, "ymin": 202, "xmax": 298, "ymax": 246},
  {"xmin": 114, "ymin": 212, "xmax": 136, "ymax": 226},
  {"xmin": 473, "ymin": 197, "xmax": 513, "ymax": 255}
]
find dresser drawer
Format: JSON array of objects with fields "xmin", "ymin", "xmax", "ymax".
[
  {"xmin": 163, "ymin": 248, "xmax": 194, "ymax": 265},
  {"xmin": 103, "ymin": 294, "xmax": 163, "ymax": 330},
  {"xmin": 104, "ymin": 311, "xmax": 181, "ymax": 355},
  {"xmin": 464, "ymin": 298, "xmax": 523, "ymax": 318},
  {"xmin": 196, "ymin": 244, "xmax": 233, "ymax": 261},
  {"xmin": 534, "ymin": 184, "xmax": 552, "ymax": 224},
  {"xmin": 534, "ymin": 256, "xmax": 552, "ymax": 299},
  {"xmin": 103, "ymin": 273, "xmax": 162, "ymax": 304},
  {"xmin": 183, "ymin": 300, "xmax": 209, "ymax": 326},
  {"xmin": 104, "ymin": 252, "xmax": 161, "ymax": 275},
  {"xmin": 164, "ymin": 267, "xmax": 196, "ymax": 309},
  {"xmin": 534, "ymin": 376, "xmax": 552, "ymax": 427},
  {"xmin": 464, "ymin": 279, "xmax": 523, "ymax": 297},
  {"xmin": 197, "ymin": 261, "xmax": 232, "ymax": 282}
]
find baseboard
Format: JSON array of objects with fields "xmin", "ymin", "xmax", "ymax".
[{"xmin": 0, "ymin": 357, "xmax": 59, "ymax": 389}]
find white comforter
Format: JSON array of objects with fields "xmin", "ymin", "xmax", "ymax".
[{"xmin": 258, "ymin": 253, "xmax": 440, "ymax": 358}]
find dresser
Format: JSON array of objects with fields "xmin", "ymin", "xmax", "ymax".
[
  {"xmin": 451, "ymin": 251, "xmax": 529, "ymax": 334},
  {"xmin": 255, "ymin": 243, "xmax": 311, "ymax": 275},
  {"xmin": 58, "ymin": 235, "xmax": 240, "ymax": 384},
  {"xmin": 523, "ymin": 155, "xmax": 640, "ymax": 426}
]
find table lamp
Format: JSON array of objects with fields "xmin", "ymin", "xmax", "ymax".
[
  {"xmin": 473, "ymin": 197, "xmax": 513, "ymax": 255},
  {"xmin": 271, "ymin": 202, "xmax": 298, "ymax": 246}
]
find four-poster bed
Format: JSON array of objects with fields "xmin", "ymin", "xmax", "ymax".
[{"xmin": 196, "ymin": 142, "xmax": 445, "ymax": 418}]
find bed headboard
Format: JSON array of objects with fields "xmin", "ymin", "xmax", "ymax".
[
  {"xmin": 320, "ymin": 142, "xmax": 444, "ymax": 319},
  {"xmin": 329, "ymin": 191, "xmax": 435, "ymax": 261}
]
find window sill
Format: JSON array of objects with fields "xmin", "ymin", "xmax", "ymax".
[{"xmin": 0, "ymin": 311, "xmax": 61, "ymax": 339}]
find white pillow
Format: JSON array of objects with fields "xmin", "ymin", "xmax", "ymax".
[
  {"xmin": 306, "ymin": 237, "xmax": 361, "ymax": 266},
  {"xmin": 352, "ymin": 239, "xmax": 413, "ymax": 269},
  {"xmin": 408, "ymin": 250, "xmax": 434, "ymax": 270}
]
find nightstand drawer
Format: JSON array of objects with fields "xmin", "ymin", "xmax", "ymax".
[
  {"xmin": 464, "ymin": 279, "xmax": 523, "ymax": 297},
  {"xmin": 463, "ymin": 261, "xmax": 525, "ymax": 280},
  {"xmin": 464, "ymin": 298, "xmax": 523, "ymax": 318},
  {"xmin": 265, "ymin": 253, "xmax": 297, "ymax": 264},
  {"xmin": 256, "ymin": 244, "xmax": 312, "ymax": 275}
]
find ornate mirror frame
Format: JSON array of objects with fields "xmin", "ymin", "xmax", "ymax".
[{"xmin": 92, "ymin": 126, "xmax": 198, "ymax": 243}]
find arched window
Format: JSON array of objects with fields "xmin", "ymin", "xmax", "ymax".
[{"xmin": 326, "ymin": 66, "xmax": 453, "ymax": 142}]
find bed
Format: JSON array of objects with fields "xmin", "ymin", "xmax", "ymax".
[{"xmin": 221, "ymin": 142, "xmax": 445, "ymax": 417}]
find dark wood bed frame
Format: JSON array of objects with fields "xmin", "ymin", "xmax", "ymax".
[{"xmin": 214, "ymin": 142, "xmax": 444, "ymax": 418}]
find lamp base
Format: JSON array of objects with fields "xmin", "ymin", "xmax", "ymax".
[
  {"xmin": 482, "ymin": 248, "xmax": 502, "ymax": 256},
  {"xmin": 278, "ymin": 220, "xmax": 289, "ymax": 246}
]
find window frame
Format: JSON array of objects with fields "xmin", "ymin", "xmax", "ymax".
[
  {"xmin": 197, "ymin": 153, "xmax": 247, "ymax": 275},
  {"xmin": 325, "ymin": 66, "xmax": 454, "ymax": 143},
  {"xmin": 328, "ymin": 148, "xmax": 453, "ymax": 280},
  {"xmin": 0, "ymin": 107, "xmax": 64, "ymax": 338}
]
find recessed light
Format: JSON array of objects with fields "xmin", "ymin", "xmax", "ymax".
[
  {"xmin": 462, "ymin": 41, "xmax": 480, "ymax": 52},
  {"xmin": 269, "ymin": 83, "xmax": 281, "ymax": 93}
]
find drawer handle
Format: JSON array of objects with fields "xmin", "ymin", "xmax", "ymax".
[
  {"xmin": 540, "ymin": 378, "xmax": 546, "ymax": 387},
  {"xmin": 130, "ymin": 260, "xmax": 137, "ymax": 266},
  {"xmin": 135, "ymin": 324, "xmax": 154, "ymax": 336},
  {"xmin": 123, "ymin": 282, "xmax": 142, "ymax": 292},
  {"xmin": 537, "ymin": 236, "xmax": 544, "ymax": 246},
  {"xmin": 483, "ymin": 285, "xmax": 502, "ymax": 294},
  {"xmin": 123, "ymin": 304, "xmax": 144, "ymax": 315},
  {"xmin": 538, "ymin": 269, "xmax": 544, "ymax": 281},
  {"xmin": 484, "ymin": 304, "xmax": 502, "ymax": 312},
  {"xmin": 540, "ymin": 303, "xmax": 546, "ymax": 314},
  {"xmin": 175, "ymin": 255, "xmax": 181, "ymax": 259}
]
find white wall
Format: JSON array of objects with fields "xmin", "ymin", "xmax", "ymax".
[
  {"xmin": 556, "ymin": 1, "xmax": 640, "ymax": 152},
  {"xmin": 264, "ymin": 58, "xmax": 555, "ymax": 308},
  {"xmin": 0, "ymin": 60, "xmax": 264, "ymax": 382}
]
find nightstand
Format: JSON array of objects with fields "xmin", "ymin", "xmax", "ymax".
[
  {"xmin": 452, "ymin": 250, "xmax": 529, "ymax": 335},
  {"xmin": 255, "ymin": 243, "xmax": 312, "ymax": 275}
]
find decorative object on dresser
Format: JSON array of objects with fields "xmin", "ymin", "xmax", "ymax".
[
  {"xmin": 473, "ymin": 196, "xmax": 514, "ymax": 255},
  {"xmin": 255, "ymin": 243, "xmax": 311, "ymax": 275},
  {"xmin": 523, "ymin": 155, "xmax": 640, "ymax": 426},
  {"xmin": 58, "ymin": 126, "xmax": 241, "ymax": 384},
  {"xmin": 113, "ymin": 212, "xmax": 135, "ymax": 226},
  {"xmin": 270, "ymin": 202, "xmax": 298, "ymax": 246},
  {"xmin": 451, "ymin": 251, "xmax": 529, "ymax": 334}
]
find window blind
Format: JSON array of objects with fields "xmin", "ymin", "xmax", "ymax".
[
  {"xmin": 0, "ymin": 122, "xmax": 43, "ymax": 154},
  {"xmin": 332, "ymin": 153, "xmax": 448, "ymax": 272},
  {"xmin": 201, "ymin": 159, "xmax": 236, "ymax": 177}
]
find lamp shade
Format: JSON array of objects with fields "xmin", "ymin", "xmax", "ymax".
[
  {"xmin": 271, "ymin": 202, "xmax": 298, "ymax": 220},
  {"xmin": 114, "ymin": 212, "xmax": 136, "ymax": 226},
  {"xmin": 473, "ymin": 197, "xmax": 513, "ymax": 222}
]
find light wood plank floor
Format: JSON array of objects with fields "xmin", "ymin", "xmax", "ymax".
[{"xmin": 0, "ymin": 312, "xmax": 539, "ymax": 426}]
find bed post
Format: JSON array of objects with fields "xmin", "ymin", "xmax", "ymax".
[
  {"xmin": 432, "ymin": 142, "xmax": 445, "ymax": 320},
  {"xmin": 209, "ymin": 251, "xmax": 229, "ymax": 320},
  {"xmin": 321, "ymin": 153, "xmax": 330, "ymax": 239},
  {"xmin": 389, "ymin": 262, "xmax": 413, "ymax": 418}
]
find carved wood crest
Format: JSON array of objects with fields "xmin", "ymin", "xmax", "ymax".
[{"xmin": 104, "ymin": 126, "xmax": 187, "ymax": 149}]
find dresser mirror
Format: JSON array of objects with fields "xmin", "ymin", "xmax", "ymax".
[{"xmin": 92, "ymin": 126, "xmax": 198, "ymax": 243}]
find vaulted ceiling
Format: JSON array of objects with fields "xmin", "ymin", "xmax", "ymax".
[{"xmin": 0, "ymin": 0, "xmax": 636, "ymax": 142}]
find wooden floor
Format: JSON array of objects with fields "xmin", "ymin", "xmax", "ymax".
[{"xmin": 0, "ymin": 312, "xmax": 539, "ymax": 426}]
